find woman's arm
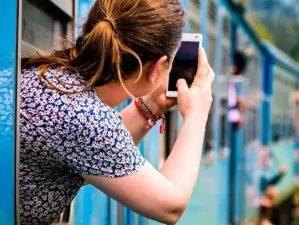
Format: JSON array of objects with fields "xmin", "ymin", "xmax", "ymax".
[
  {"xmin": 83, "ymin": 49, "xmax": 214, "ymax": 224},
  {"xmin": 120, "ymin": 87, "xmax": 174, "ymax": 145},
  {"xmin": 83, "ymin": 100, "xmax": 153, "ymax": 187},
  {"xmin": 83, "ymin": 114, "xmax": 208, "ymax": 224}
]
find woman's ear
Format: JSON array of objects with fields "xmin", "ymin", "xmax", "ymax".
[{"xmin": 147, "ymin": 56, "xmax": 168, "ymax": 84}]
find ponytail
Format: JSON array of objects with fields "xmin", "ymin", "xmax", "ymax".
[
  {"xmin": 22, "ymin": 0, "xmax": 185, "ymax": 96},
  {"xmin": 22, "ymin": 18, "xmax": 143, "ymax": 97},
  {"xmin": 79, "ymin": 18, "xmax": 143, "ymax": 97}
]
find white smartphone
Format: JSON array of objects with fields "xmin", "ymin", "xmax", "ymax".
[{"xmin": 166, "ymin": 33, "xmax": 203, "ymax": 98}]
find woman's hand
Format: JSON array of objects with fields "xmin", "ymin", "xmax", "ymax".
[
  {"xmin": 177, "ymin": 48, "xmax": 214, "ymax": 121},
  {"xmin": 142, "ymin": 84, "xmax": 176, "ymax": 115}
]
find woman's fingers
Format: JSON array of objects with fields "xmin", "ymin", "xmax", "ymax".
[{"xmin": 192, "ymin": 48, "xmax": 214, "ymax": 88}]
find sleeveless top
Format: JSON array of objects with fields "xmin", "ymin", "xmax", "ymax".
[{"xmin": 20, "ymin": 67, "xmax": 146, "ymax": 225}]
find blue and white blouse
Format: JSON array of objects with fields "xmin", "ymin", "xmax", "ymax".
[{"xmin": 20, "ymin": 67, "xmax": 146, "ymax": 225}]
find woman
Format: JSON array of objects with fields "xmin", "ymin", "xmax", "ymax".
[{"xmin": 20, "ymin": 0, "xmax": 214, "ymax": 224}]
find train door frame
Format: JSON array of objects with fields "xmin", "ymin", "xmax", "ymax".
[
  {"xmin": 213, "ymin": 2, "xmax": 232, "ymax": 225},
  {"xmin": 0, "ymin": 0, "xmax": 22, "ymax": 224}
]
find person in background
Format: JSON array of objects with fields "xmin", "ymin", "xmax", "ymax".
[
  {"xmin": 19, "ymin": 0, "xmax": 215, "ymax": 224},
  {"xmin": 218, "ymin": 50, "xmax": 248, "ymax": 159},
  {"xmin": 258, "ymin": 147, "xmax": 287, "ymax": 225},
  {"xmin": 227, "ymin": 50, "xmax": 248, "ymax": 131}
]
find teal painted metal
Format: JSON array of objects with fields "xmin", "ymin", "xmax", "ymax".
[
  {"xmin": 138, "ymin": 130, "xmax": 146, "ymax": 225},
  {"xmin": 234, "ymin": 82, "xmax": 245, "ymax": 222},
  {"xmin": 227, "ymin": 18, "xmax": 237, "ymax": 225},
  {"xmin": 146, "ymin": 126, "xmax": 161, "ymax": 225},
  {"xmin": 0, "ymin": 0, "xmax": 19, "ymax": 224},
  {"xmin": 108, "ymin": 199, "xmax": 118, "ymax": 225},
  {"xmin": 213, "ymin": 2, "xmax": 230, "ymax": 225},
  {"xmin": 200, "ymin": 0, "xmax": 209, "ymax": 49},
  {"xmin": 122, "ymin": 99, "xmax": 135, "ymax": 225},
  {"xmin": 261, "ymin": 54, "xmax": 274, "ymax": 146},
  {"xmin": 213, "ymin": 0, "xmax": 223, "ymax": 155},
  {"xmin": 262, "ymin": 42, "xmax": 299, "ymax": 77}
]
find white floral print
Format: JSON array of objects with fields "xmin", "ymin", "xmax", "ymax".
[{"xmin": 20, "ymin": 67, "xmax": 146, "ymax": 225}]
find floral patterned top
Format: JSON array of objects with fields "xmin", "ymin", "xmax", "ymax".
[{"xmin": 20, "ymin": 67, "xmax": 146, "ymax": 225}]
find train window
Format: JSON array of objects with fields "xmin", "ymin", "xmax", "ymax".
[
  {"xmin": 22, "ymin": 0, "xmax": 73, "ymax": 52},
  {"xmin": 164, "ymin": 108, "xmax": 179, "ymax": 158}
]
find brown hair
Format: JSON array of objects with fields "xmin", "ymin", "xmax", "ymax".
[{"xmin": 22, "ymin": 0, "xmax": 185, "ymax": 94}]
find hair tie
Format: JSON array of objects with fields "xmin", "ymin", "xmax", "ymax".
[{"xmin": 102, "ymin": 18, "xmax": 117, "ymax": 33}]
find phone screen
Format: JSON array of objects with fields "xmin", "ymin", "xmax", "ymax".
[{"xmin": 168, "ymin": 41, "xmax": 199, "ymax": 92}]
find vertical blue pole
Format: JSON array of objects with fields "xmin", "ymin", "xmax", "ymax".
[
  {"xmin": 200, "ymin": 0, "xmax": 209, "ymax": 49},
  {"xmin": 234, "ymin": 82, "xmax": 245, "ymax": 223},
  {"xmin": 213, "ymin": 3, "xmax": 228, "ymax": 225},
  {"xmin": 228, "ymin": 17, "xmax": 237, "ymax": 225},
  {"xmin": 261, "ymin": 53, "xmax": 274, "ymax": 146},
  {"xmin": 0, "ymin": 0, "xmax": 19, "ymax": 224},
  {"xmin": 213, "ymin": 3, "xmax": 223, "ymax": 162},
  {"xmin": 138, "ymin": 141, "xmax": 146, "ymax": 225},
  {"xmin": 259, "ymin": 51, "xmax": 274, "ymax": 210},
  {"xmin": 125, "ymin": 100, "xmax": 134, "ymax": 225}
]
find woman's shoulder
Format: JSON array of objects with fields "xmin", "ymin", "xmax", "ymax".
[{"xmin": 21, "ymin": 67, "xmax": 121, "ymax": 129}]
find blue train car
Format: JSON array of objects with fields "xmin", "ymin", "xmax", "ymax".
[
  {"xmin": 223, "ymin": 1, "xmax": 299, "ymax": 224},
  {"xmin": 1, "ymin": 0, "xmax": 299, "ymax": 225}
]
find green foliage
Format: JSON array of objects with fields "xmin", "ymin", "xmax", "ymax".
[
  {"xmin": 247, "ymin": 0, "xmax": 299, "ymax": 62},
  {"xmin": 247, "ymin": 14, "xmax": 275, "ymax": 43}
]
